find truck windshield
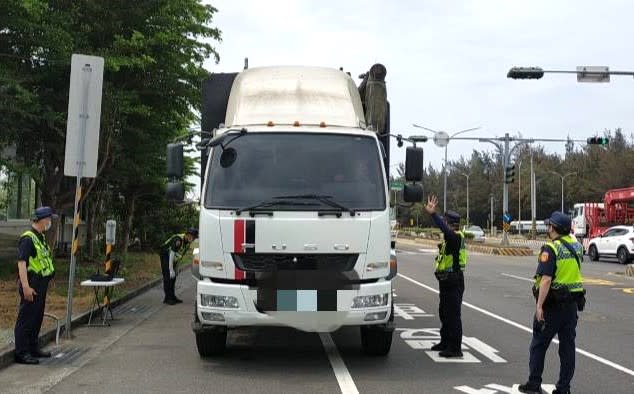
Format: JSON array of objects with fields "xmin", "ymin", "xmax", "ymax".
[{"xmin": 204, "ymin": 133, "xmax": 386, "ymax": 211}]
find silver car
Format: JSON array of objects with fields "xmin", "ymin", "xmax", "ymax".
[{"xmin": 463, "ymin": 225, "xmax": 486, "ymax": 242}]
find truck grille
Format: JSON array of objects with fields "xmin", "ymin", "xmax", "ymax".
[{"xmin": 232, "ymin": 253, "xmax": 358, "ymax": 272}]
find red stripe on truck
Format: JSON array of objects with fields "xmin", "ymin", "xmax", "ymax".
[{"xmin": 234, "ymin": 219, "xmax": 246, "ymax": 280}]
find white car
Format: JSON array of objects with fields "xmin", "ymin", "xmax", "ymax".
[
  {"xmin": 587, "ymin": 225, "xmax": 634, "ymax": 264},
  {"xmin": 463, "ymin": 225, "xmax": 486, "ymax": 243}
]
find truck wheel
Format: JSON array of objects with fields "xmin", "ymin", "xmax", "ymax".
[
  {"xmin": 617, "ymin": 247, "xmax": 630, "ymax": 265},
  {"xmin": 360, "ymin": 326, "xmax": 393, "ymax": 356},
  {"xmin": 195, "ymin": 328, "xmax": 227, "ymax": 357},
  {"xmin": 588, "ymin": 245, "xmax": 599, "ymax": 261}
]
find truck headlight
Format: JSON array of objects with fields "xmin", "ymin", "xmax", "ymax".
[
  {"xmin": 365, "ymin": 262, "xmax": 388, "ymax": 272},
  {"xmin": 200, "ymin": 295, "xmax": 239, "ymax": 308},
  {"xmin": 352, "ymin": 293, "xmax": 389, "ymax": 308}
]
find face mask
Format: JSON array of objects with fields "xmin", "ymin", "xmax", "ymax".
[{"xmin": 44, "ymin": 221, "xmax": 52, "ymax": 231}]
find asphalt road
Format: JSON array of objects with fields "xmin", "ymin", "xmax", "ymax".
[{"xmin": 1, "ymin": 241, "xmax": 633, "ymax": 393}]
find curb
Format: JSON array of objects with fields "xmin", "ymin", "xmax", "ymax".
[
  {"xmin": 0, "ymin": 264, "xmax": 191, "ymax": 371},
  {"xmin": 396, "ymin": 236, "xmax": 534, "ymax": 256}
]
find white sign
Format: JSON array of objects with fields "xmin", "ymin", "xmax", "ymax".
[
  {"xmin": 433, "ymin": 131, "xmax": 450, "ymax": 147},
  {"xmin": 106, "ymin": 220, "xmax": 116, "ymax": 244},
  {"xmin": 576, "ymin": 66, "xmax": 610, "ymax": 83},
  {"xmin": 397, "ymin": 328, "xmax": 507, "ymax": 363},
  {"xmin": 64, "ymin": 54, "xmax": 104, "ymax": 178}
]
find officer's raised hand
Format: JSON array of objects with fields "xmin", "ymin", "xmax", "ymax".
[{"xmin": 424, "ymin": 195, "xmax": 438, "ymax": 214}]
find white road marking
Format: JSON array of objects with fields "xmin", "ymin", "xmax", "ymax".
[
  {"xmin": 397, "ymin": 273, "xmax": 634, "ymax": 378},
  {"xmin": 394, "ymin": 303, "xmax": 433, "ymax": 319},
  {"xmin": 501, "ymin": 273, "xmax": 533, "ymax": 282},
  {"xmin": 455, "ymin": 383, "xmax": 555, "ymax": 394},
  {"xmin": 319, "ymin": 333, "xmax": 359, "ymax": 394}
]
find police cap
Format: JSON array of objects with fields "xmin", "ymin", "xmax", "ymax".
[
  {"xmin": 443, "ymin": 210, "xmax": 461, "ymax": 224},
  {"xmin": 32, "ymin": 206, "xmax": 58, "ymax": 221},
  {"xmin": 544, "ymin": 211, "xmax": 571, "ymax": 230},
  {"xmin": 186, "ymin": 227, "xmax": 199, "ymax": 239}
]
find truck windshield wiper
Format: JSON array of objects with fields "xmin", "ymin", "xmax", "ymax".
[
  {"xmin": 273, "ymin": 194, "xmax": 356, "ymax": 216},
  {"xmin": 236, "ymin": 199, "xmax": 317, "ymax": 215}
]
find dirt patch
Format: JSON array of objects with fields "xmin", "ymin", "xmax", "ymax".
[{"xmin": 0, "ymin": 252, "xmax": 165, "ymax": 344}]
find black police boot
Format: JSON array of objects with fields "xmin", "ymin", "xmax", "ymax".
[
  {"xmin": 552, "ymin": 389, "xmax": 570, "ymax": 394},
  {"xmin": 173, "ymin": 297, "xmax": 183, "ymax": 304},
  {"xmin": 14, "ymin": 353, "xmax": 39, "ymax": 365},
  {"xmin": 31, "ymin": 349, "xmax": 52, "ymax": 358},
  {"xmin": 163, "ymin": 299, "xmax": 177, "ymax": 305},
  {"xmin": 430, "ymin": 342, "xmax": 446, "ymax": 351},
  {"xmin": 518, "ymin": 382, "xmax": 541, "ymax": 393},
  {"xmin": 438, "ymin": 348, "xmax": 463, "ymax": 358}
]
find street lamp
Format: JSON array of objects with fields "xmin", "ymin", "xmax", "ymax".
[
  {"xmin": 549, "ymin": 171, "xmax": 576, "ymax": 212},
  {"xmin": 459, "ymin": 172, "xmax": 470, "ymax": 227},
  {"xmin": 412, "ymin": 124, "xmax": 480, "ymax": 212}
]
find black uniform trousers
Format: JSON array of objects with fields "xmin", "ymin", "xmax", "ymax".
[
  {"xmin": 160, "ymin": 252, "xmax": 177, "ymax": 301},
  {"xmin": 14, "ymin": 274, "xmax": 51, "ymax": 355},
  {"xmin": 528, "ymin": 301, "xmax": 578, "ymax": 391},
  {"xmin": 437, "ymin": 272, "xmax": 465, "ymax": 351}
]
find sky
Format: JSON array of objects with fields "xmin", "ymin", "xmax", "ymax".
[{"xmin": 196, "ymin": 0, "xmax": 634, "ymax": 186}]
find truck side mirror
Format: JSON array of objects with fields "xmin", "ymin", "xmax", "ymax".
[
  {"xmin": 405, "ymin": 147, "xmax": 424, "ymax": 182},
  {"xmin": 167, "ymin": 143, "xmax": 184, "ymax": 178},
  {"xmin": 403, "ymin": 184, "xmax": 423, "ymax": 203},
  {"xmin": 166, "ymin": 182, "xmax": 185, "ymax": 202}
]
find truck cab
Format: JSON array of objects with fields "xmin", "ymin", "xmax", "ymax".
[{"xmin": 167, "ymin": 65, "xmax": 423, "ymax": 357}]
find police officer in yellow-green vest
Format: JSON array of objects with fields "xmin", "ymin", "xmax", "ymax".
[
  {"xmin": 14, "ymin": 207, "xmax": 57, "ymax": 365},
  {"xmin": 519, "ymin": 212, "xmax": 585, "ymax": 394},
  {"xmin": 160, "ymin": 228, "xmax": 198, "ymax": 305},
  {"xmin": 423, "ymin": 195, "xmax": 467, "ymax": 358}
]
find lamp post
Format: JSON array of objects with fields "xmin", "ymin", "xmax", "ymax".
[
  {"xmin": 550, "ymin": 171, "xmax": 577, "ymax": 212},
  {"xmin": 412, "ymin": 124, "xmax": 480, "ymax": 212},
  {"xmin": 517, "ymin": 160, "xmax": 522, "ymax": 234},
  {"xmin": 460, "ymin": 172, "xmax": 470, "ymax": 227}
]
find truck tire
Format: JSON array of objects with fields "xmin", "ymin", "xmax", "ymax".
[
  {"xmin": 195, "ymin": 328, "xmax": 227, "ymax": 357},
  {"xmin": 617, "ymin": 247, "xmax": 630, "ymax": 265},
  {"xmin": 360, "ymin": 326, "xmax": 393, "ymax": 356},
  {"xmin": 588, "ymin": 245, "xmax": 599, "ymax": 261}
]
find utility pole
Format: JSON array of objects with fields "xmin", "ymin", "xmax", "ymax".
[
  {"xmin": 518, "ymin": 160, "xmax": 522, "ymax": 235},
  {"xmin": 490, "ymin": 194, "xmax": 494, "ymax": 236}
]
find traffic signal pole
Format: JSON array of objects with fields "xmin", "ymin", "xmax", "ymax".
[{"xmin": 446, "ymin": 133, "xmax": 603, "ymax": 246}]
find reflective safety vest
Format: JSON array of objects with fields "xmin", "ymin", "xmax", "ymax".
[
  {"xmin": 161, "ymin": 233, "xmax": 190, "ymax": 263},
  {"xmin": 435, "ymin": 231, "xmax": 468, "ymax": 273},
  {"xmin": 20, "ymin": 230, "xmax": 55, "ymax": 277},
  {"xmin": 534, "ymin": 235, "xmax": 584, "ymax": 293}
]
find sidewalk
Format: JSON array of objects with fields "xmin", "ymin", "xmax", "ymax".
[{"xmin": 0, "ymin": 273, "xmax": 195, "ymax": 393}]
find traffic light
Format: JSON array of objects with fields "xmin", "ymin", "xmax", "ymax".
[
  {"xmin": 586, "ymin": 136, "xmax": 609, "ymax": 146},
  {"xmin": 507, "ymin": 67, "xmax": 545, "ymax": 79},
  {"xmin": 505, "ymin": 165, "xmax": 515, "ymax": 184}
]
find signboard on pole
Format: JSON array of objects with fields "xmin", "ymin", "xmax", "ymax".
[
  {"xmin": 390, "ymin": 181, "xmax": 404, "ymax": 191},
  {"xmin": 64, "ymin": 54, "xmax": 104, "ymax": 178}
]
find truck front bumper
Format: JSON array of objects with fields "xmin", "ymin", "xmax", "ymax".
[{"xmin": 195, "ymin": 279, "xmax": 393, "ymax": 332}]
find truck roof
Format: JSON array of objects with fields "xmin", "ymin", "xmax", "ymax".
[{"xmin": 224, "ymin": 66, "xmax": 366, "ymax": 129}]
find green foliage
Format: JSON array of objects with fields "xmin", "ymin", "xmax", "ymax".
[{"xmin": 1, "ymin": 1, "xmax": 219, "ymax": 254}]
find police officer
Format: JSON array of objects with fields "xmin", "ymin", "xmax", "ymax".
[
  {"xmin": 14, "ymin": 207, "xmax": 57, "ymax": 365},
  {"xmin": 160, "ymin": 228, "xmax": 198, "ymax": 304},
  {"xmin": 519, "ymin": 211, "xmax": 585, "ymax": 394},
  {"xmin": 424, "ymin": 195, "xmax": 467, "ymax": 358}
]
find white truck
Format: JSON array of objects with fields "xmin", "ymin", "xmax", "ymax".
[
  {"xmin": 167, "ymin": 64, "xmax": 424, "ymax": 357},
  {"xmin": 571, "ymin": 202, "xmax": 604, "ymax": 238}
]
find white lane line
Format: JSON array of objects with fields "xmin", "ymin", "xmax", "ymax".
[
  {"xmin": 501, "ymin": 273, "xmax": 533, "ymax": 282},
  {"xmin": 397, "ymin": 273, "xmax": 634, "ymax": 378},
  {"xmin": 319, "ymin": 333, "xmax": 359, "ymax": 394}
]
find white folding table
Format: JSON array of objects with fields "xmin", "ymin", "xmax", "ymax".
[{"xmin": 80, "ymin": 278, "xmax": 125, "ymax": 326}]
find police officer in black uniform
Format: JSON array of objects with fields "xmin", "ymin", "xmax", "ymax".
[
  {"xmin": 424, "ymin": 195, "xmax": 468, "ymax": 358},
  {"xmin": 14, "ymin": 207, "xmax": 57, "ymax": 365},
  {"xmin": 160, "ymin": 228, "xmax": 198, "ymax": 304},
  {"xmin": 519, "ymin": 212, "xmax": 585, "ymax": 394}
]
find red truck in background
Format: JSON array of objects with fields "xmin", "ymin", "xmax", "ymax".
[{"xmin": 579, "ymin": 187, "xmax": 634, "ymax": 251}]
